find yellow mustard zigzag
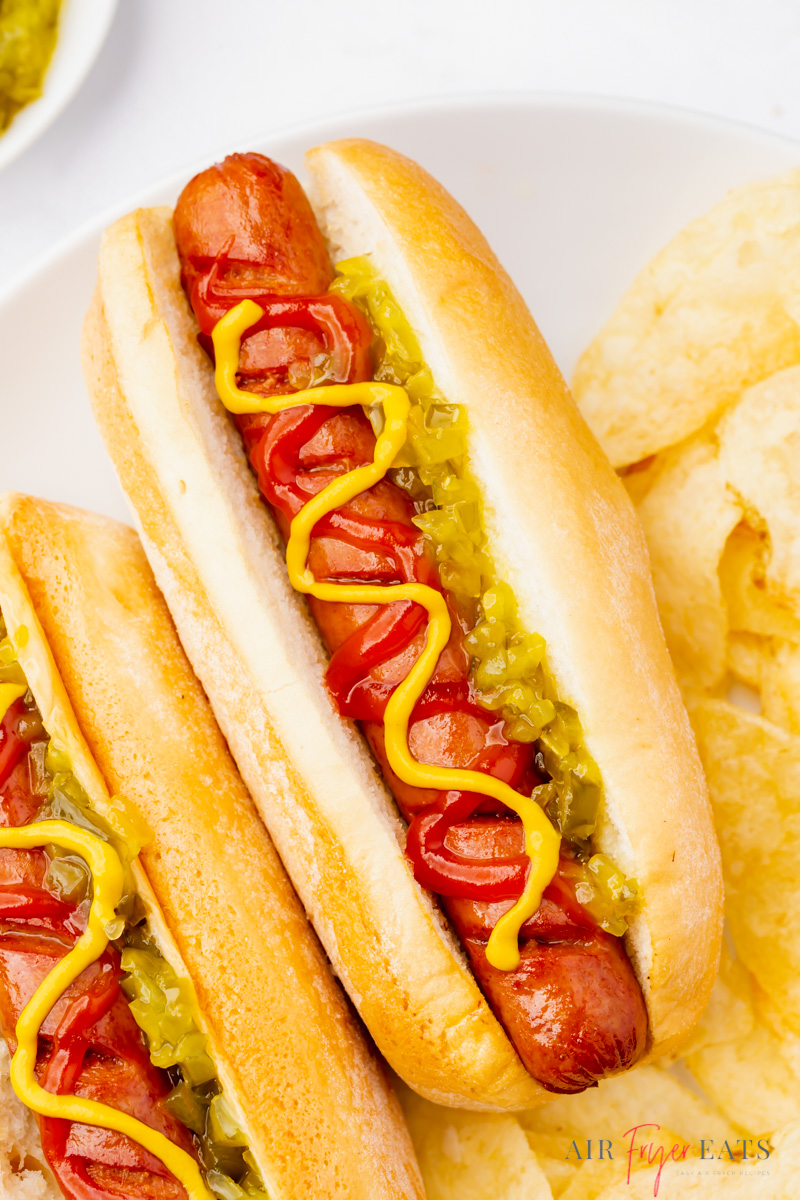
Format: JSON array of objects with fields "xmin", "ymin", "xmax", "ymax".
[
  {"xmin": 213, "ymin": 299, "xmax": 560, "ymax": 971},
  {"xmin": 0, "ymin": 819, "xmax": 213, "ymax": 1199}
]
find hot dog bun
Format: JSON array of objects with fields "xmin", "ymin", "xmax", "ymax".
[
  {"xmin": 82, "ymin": 139, "xmax": 723, "ymax": 1111},
  {"xmin": 0, "ymin": 492, "xmax": 423, "ymax": 1199}
]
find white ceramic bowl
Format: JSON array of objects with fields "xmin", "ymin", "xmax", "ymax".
[
  {"xmin": 0, "ymin": 0, "xmax": 117, "ymax": 172},
  {"xmin": 0, "ymin": 95, "xmax": 798, "ymax": 519}
]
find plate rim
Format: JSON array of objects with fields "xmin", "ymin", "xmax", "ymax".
[{"xmin": 3, "ymin": 88, "xmax": 799, "ymax": 305}]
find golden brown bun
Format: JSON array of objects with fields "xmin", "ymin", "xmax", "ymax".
[
  {"xmin": 0, "ymin": 492, "xmax": 423, "ymax": 1200},
  {"xmin": 83, "ymin": 140, "xmax": 723, "ymax": 1109}
]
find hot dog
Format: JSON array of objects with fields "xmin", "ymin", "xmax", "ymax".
[
  {"xmin": 83, "ymin": 140, "xmax": 724, "ymax": 1110},
  {"xmin": 0, "ymin": 493, "xmax": 422, "ymax": 1199},
  {"xmin": 174, "ymin": 151, "xmax": 648, "ymax": 1093}
]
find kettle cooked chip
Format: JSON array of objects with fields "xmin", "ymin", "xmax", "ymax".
[
  {"xmin": 716, "ymin": 365, "xmax": 800, "ymax": 604},
  {"xmin": 635, "ymin": 434, "xmax": 739, "ymax": 697},
  {"xmin": 574, "ymin": 172, "xmax": 800, "ymax": 467},
  {"xmin": 396, "ymin": 1081, "xmax": 554, "ymax": 1200},
  {"xmin": 691, "ymin": 701, "xmax": 800, "ymax": 1034},
  {"xmin": 625, "ymin": 364, "xmax": 800, "ymax": 727}
]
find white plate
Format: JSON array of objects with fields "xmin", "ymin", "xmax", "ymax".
[
  {"xmin": 1, "ymin": 93, "xmax": 798, "ymax": 522},
  {"xmin": 0, "ymin": 0, "xmax": 118, "ymax": 172}
]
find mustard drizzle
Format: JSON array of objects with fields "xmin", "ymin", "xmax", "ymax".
[
  {"xmin": 213, "ymin": 298, "xmax": 561, "ymax": 971},
  {"xmin": 0, "ymin": 684, "xmax": 212, "ymax": 1196},
  {"xmin": 0, "ymin": 682, "xmax": 26, "ymax": 717},
  {"xmin": 0, "ymin": 818, "xmax": 212, "ymax": 1200}
]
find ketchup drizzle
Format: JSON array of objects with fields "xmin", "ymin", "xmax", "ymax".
[
  {"xmin": 0, "ymin": 699, "xmax": 195, "ymax": 1199},
  {"xmin": 193, "ymin": 283, "xmax": 558, "ymax": 909}
]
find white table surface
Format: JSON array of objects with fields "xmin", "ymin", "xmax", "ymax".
[{"xmin": 2, "ymin": 0, "xmax": 799, "ymax": 287}]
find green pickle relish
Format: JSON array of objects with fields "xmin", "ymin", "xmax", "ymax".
[
  {"xmin": 0, "ymin": 620, "xmax": 268, "ymax": 1200},
  {"xmin": 122, "ymin": 937, "xmax": 268, "ymax": 1199},
  {"xmin": 331, "ymin": 258, "xmax": 639, "ymax": 937},
  {"xmin": 0, "ymin": 0, "xmax": 61, "ymax": 132}
]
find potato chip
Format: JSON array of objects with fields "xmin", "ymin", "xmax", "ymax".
[
  {"xmin": 727, "ymin": 633, "xmax": 800, "ymax": 733},
  {"xmin": 520, "ymin": 1065, "xmax": 729, "ymax": 1149},
  {"xmin": 678, "ymin": 947, "xmax": 755, "ymax": 1059},
  {"xmin": 753, "ymin": 983, "xmax": 800, "ymax": 1080},
  {"xmin": 718, "ymin": 525, "xmax": 796, "ymax": 644},
  {"xmin": 573, "ymin": 172, "xmax": 800, "ymax": 467},
  {"xmin": 396, "ymin": 1080, "xmax": 553, "ymax": 1200},
  {"xmin": 634, "ymin": 435, "xmax": 739, "ymax": 696},
  {"xmin": 534, "ymin": 1154, "xmax": 580, "ymax": 1199},
  {"xmin": 756, "ymin": 642, "xmax": 800, "ymax": 734},
  {"xmin": 520, "ymin": 1130, "xmax": 584, "ymax": 1195},
  {"xmin": 678, "ymin": 954, "xmax": 794, "ymax": 1139},
  {"xmin": 559, "ymin": 1159, "xmax": 632, "ymax": 1199},
  {"xmin": 621, "ymin": 456, "xmax": 662, "ymax": 509},
  {"xmin": 716, "ymin": 365, "xmax": 800, "ymax": 604},
  {"xmin": 681, "ymin": 955, "xmax": 800, "ymax": 1137},
  {"xmin": 691, "ymin": 700, "xmax": 800, "ymax": 1034},
  {"xmin": 720, "ymin": 518, "xmax": 800, "ymax": 725},
  {"xmin": 712, "ymin": 366, "xmax": 800, "ymax": 733},
  {"xmin": 625, "ymin": 365, "xmax": 800, "ymax": 728},
  {"xmin": 685, "ymin": 1022, "xmax": 800, "ymax": 1137}
]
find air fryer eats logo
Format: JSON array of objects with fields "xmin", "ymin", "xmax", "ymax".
[{"xmin": 565, "ymin": 1125, "xmax": 771, "ymax": 1196}]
